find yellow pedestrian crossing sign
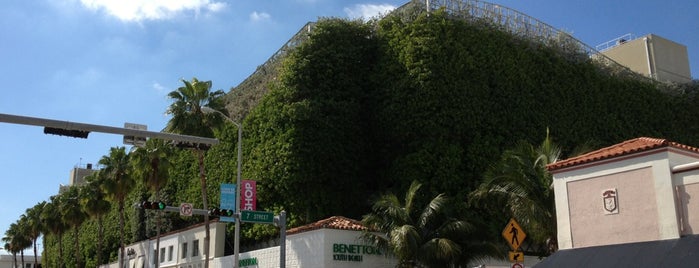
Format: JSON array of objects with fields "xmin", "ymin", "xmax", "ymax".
[
  {"xmin": 509, "ymin": 251, "xmax": 524, "ymax": 262},
  {"xmin": 502, "ymin": 218, "xmax": 526, "ymax": 250}
]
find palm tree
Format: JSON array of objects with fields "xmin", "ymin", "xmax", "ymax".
[
  {"xmin": 3, "ymin": 221, "xmax": 31, "ymax": 268},
  {"xmin": 41, "ymin": 196, "xmax": 68, "ymax": 268},
  {"xmin": 470, "ymin": 131, "xmax": 565, "ymax": 254},
  {"xmin": 130, "ymin": 138, "xmax": 172, "ymax": 268},
  {"xmin": 80, "ymin": 172, "xmax": 111, "ymax": 266},
  {"xmin": 61, "ymin": 185, "xmax": 87, "ymax": 268},
  {"xmin": 165, "ymin": 77, "xmax": 226, "ymax": 268},
  {"xmin": 24, "ymin": 202, "xmax": 46, "ymax": 267},
  {"xmin": 2, "ymin": 223, "xmax": 19, "ymax": 268},
  {"xmin": 362, "ymin": 180, "xmax": 498, "ymax": 267},
  {"xmin": 2, "ymin": 241, "xmax": 16, "ymax": 268},
  {"xmin": 99, "ymin": 146, "xmax": 134, "ymax": 268}
]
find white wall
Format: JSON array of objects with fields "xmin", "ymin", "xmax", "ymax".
[{"xmin": 210, "ymin": 228, "xmax": 396, "ymax": 268}]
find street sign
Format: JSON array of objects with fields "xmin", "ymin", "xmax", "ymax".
[
  {"xmin": 512, "ymin": 263, "xmax": 524, "ymax": 268},
  {"xmin": 502, "ymin": 218, "xmax": 527, "ymax": 250},
  {"xmin": 509, "ymin": 251, "xmax": 524, "ymax": 263},
  {"xmin": 241, "ymin": 210, "xmax": 274, "ymax": 224},
  {"xmin": 123, "ymin": 123, "xmax": 147, "ymax": 147},
  {"xmin": 180, "ymin": 203, "xmax": 193, "ymax": 216}
]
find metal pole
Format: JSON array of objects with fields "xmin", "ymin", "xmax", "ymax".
[
  {"xmin": 279, "ymin": 211, "xmax": 286, "ymax": 268},
  {"xmin": 234, "ymin": 123, "xmax": 242, "ymax": 268},
  {"xmin": 199, "ymin": 107, "xmax": 242, "ymax": 268}
]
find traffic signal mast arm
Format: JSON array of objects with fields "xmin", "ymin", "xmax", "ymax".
[
  {"xmin": 135, "ymin": 202, "xmax": 212, "ymax": 216},
  {"xmin": 0, "ymin": 113, "xmax": 219, "ymax": 146}
]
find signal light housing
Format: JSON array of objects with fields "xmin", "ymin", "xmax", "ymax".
[
  {"xmin": 208, "ymin": 208, "xmax": 234, "ymax": 217},
  {"xmin": 141, "ymin": 201, "xmax": 166, "ymax": 210}
]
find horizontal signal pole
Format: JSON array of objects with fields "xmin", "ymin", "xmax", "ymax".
[
  {"xmin": 134, "ymin": 203, "xmax": 214, "ymax": 216},
  {"xmin": 0, "ymin": 113, "xmax": 219, "ymax": 145},
  {"xmin": 161, "ymin": 206, "xmax": 211, "ymax": 216}
]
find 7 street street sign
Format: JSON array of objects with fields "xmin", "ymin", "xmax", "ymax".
[{"xmin": 241, "ymin": 210, "xmax": 274, "ymax": 224}]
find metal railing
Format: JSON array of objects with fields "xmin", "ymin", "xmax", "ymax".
[
  {"xmin": 234, "ymin": 0, "xmax": 642, "ymax": 92},
  {"xmin": 419, "ymin": 0, "xmax": 630, "ymax": 70}
]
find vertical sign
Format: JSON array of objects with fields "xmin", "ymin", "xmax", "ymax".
[
  {"xmin": 242, "ymin": 180, "xmax": 257, "ymax": 211},
  {"xmin": 220, "ymin": 183, "xmax": 236, "ymax": 222}
]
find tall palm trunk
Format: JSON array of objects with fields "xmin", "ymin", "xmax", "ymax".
[
  {"xmin": 74, "ymin": 227, "xmax": 81, "ymax": 268},
  {"xmin": 197, "ymin": 150, "xmax": 210, "ymax": 268},
  {"xmin": 154, "ymin": 185, "xmax": 162, "ymax": 268},
  {"xmin": 97, "ymin": 216, "xmax": 103, "ymax": 265},
  {"xmin": 118, "ymin": 200, "xmax": 125, "ymax": 268},
  {"xmin": 33, "ymin": 240, "xmax": 37, "ymax": 267},
  {"xmin": 58, "ymin": 233, "xmax": 63, "ymax": 268}
]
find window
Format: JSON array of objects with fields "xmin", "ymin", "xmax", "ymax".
[
  {"xmin": 160, "ymin": 248, "xmax": 166, "ymax": 263},
  {"xmin": 168, "ymin": 245, "xmax": 174, "ymax": 261},
  {"xmin": 192, "ymin": 239, "xmax": 200, "ymax": 257},
  {"xmin": 182, "ymin": 242, "xmax": 188, "ymax": 259}
]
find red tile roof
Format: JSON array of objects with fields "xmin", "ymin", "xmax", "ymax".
[
  {"xmin": 287, "ymin": 216, "xmax": 368, "ymax": 235},
  {"xmin": 546, "ymin": 137, "xmax": 699, "ymax": 172}
]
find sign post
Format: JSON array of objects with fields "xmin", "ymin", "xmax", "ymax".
[{"xmin": 502, "ymin": 218, "xmax": 527, "ymax": 264}]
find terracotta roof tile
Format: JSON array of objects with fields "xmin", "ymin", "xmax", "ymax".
[
  {"xmin": 287, "ymin": 216, "xmax": 367, "ymax": 235},
  {"xmin": 546, "ymin": 137, "xmax": 699, "ymax": 172}
]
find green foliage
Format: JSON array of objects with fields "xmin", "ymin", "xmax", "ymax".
[
  {"xmin": 36, "ymin": 7, "xmax": 699, "ymax": 266},
  {"xmin": 245, "ymin": 18, "xmax": 380, "ymax": 223},
  {"xmin": 362, "ymin": 181, "xmax": 500, "ymax": 267}
]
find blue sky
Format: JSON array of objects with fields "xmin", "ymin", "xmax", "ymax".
[{"xmin": 1, "ymin": 0, "xmax": 697, "ymax": 255}]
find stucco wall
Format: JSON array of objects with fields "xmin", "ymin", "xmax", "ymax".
[
  {"xmin": 567, "ymin": 167, "xmax": 659, "ymax": 248},
  {"xmin": 674, "ymin": 168, "xmax": 699, "ymax": 236}
]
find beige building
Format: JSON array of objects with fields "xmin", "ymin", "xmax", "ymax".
[
  {"xmin": 599, "ymin": 34, "xmax": 692, "ymax": 83},
  {"xmin": 59, "ymin": 163, "xmax": 98, "ymax": 193},
  {"xmin": 536, "ymin": 137, "xmax": 699, "ymax": 267},
  {"xmin": 0, "ymin": 254, "xmax": 40, "ymax": 268}
]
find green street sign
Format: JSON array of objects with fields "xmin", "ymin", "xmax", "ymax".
[{"xmin": 241, "ymin": 210, "xmax": 274, "ymax": 224}]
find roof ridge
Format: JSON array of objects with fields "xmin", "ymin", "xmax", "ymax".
[
  {"xmin": 287, "ymin": 216, "xmax": 367, "ymax": 235},
  {"xmin": 547, "ymin": 137, "xmax": 699, "ymax": 172}
]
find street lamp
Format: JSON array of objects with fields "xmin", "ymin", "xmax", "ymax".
[{"xmin": 201, "ymin": 107, "xmax": 243, "ymax": 268}]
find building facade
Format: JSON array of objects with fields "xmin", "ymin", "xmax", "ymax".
[
  {"xmin": 100, "ymin": 221, "xmax": 227, "ymax": 268},
  {"xmin": 101, "ymin": 216, "xmax": 396, "ymax": 268},
  {"xmin": 0, "ymin": 254, "xmax": 40, "ymax": 268},
  {"xmin": 599, "ymin": 34, "xmax": 692, "ymax": 83},
  {"xmin": 536, "ymin": 137, "xmax": 699, "ymax": 267}
]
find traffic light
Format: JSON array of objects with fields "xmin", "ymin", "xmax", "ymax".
[
  {"xmin": 141, "ymin": 201, "xmax": 166, "ymax": 210},
  {"xmin": 44, "ymin": 127, "xmax": 89, "ymax": 138},
  {"xmin": 171, "ymin": 141, "xmax": 211, "ymax": 150},
  {"xmin": 208, "ymin": 208, "xmax": 234, "ymax": 217}
]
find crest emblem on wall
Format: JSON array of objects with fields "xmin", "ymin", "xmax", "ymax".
[{"xmin": 603, "ymin": 189, "xmax": 618, "ymax": 214}]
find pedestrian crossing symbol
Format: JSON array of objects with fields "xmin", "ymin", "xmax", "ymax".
[{"xmin": 502, "ymin": 218, "xmax": 526, "ymax": 250}]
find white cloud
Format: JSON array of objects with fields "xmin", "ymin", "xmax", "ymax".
[
  {"xmin": 152, "ymin": 82, "xmax": 167, "ymax": 93},
  {"xmin": 249, "ymin": 11, "xmax": 271, "ymax": 22},
  {"xmin": 79, "ymin": 0, "xmax": 227, "ymax": 22},
  {"xmin": 344, "ymin": 3, "xmax": 396, "ymax": 20}
]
